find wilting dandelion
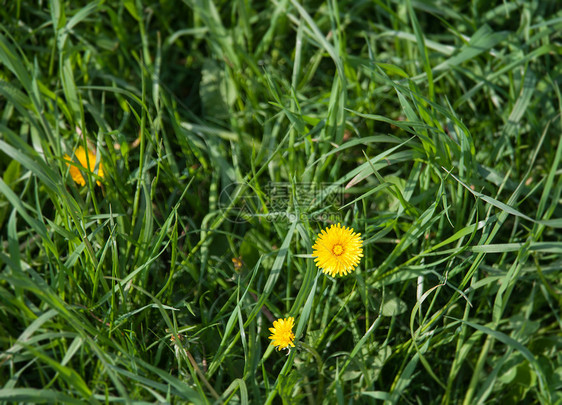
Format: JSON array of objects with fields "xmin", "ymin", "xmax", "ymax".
[
  {"xmin": 65, "ymin": 146, "xmax": 104, "ymax": 186},
  {"xmin": 312, "ymin": 223, "xmax": 363, "ymax": 277},
  {"xmin": 268, "ymin": 317, "xmax": 295, "ymax": 351}
]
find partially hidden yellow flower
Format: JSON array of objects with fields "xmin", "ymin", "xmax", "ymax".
[
  {"xmin": 268, "ymin": 317, "xmax": 295, "ymax": 351},
  {"xmin": 232, "ymin": 257, "xmax": 243, "ymax": 271},
  {"xmin": 64, "ymin": 146, "xmax": 104, "ymax": 187},
  {"xmin": 312, "ymin": 223, "xmax": 363, "ymax": 277}
]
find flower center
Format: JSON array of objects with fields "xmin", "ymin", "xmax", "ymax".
[{"xmin": 332, "ymin": 244, "xmax": 344, "ymax": 256}]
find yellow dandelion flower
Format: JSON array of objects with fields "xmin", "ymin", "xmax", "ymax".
[
  {"xmin": 64, "ymin": 146, "xmax": 104, "ymax": 187},
  {"xmin": 312, "ymin": 223, "xmax": 363, "ymax": 277},
  {"xmin": 268, "ymin": 317, "xmax": 295, "ymax": 351}
]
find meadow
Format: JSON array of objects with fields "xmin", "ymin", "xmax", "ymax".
[{"xmin": 1, "ymin": 0, "xmax": 562, "ymax": 403}]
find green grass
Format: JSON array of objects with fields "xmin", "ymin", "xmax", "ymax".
[{"xmin": 1, "ymin": 0, "xmax": 562, "ymax": 403}]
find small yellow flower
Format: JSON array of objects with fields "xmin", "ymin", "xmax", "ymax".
[
  {"xmin": 232, "ymin": 257, "xmax": 243, "ymax": 271},
  {"xmin": 312, "ymin": 223, "xmax": 363, "ymax": 277},
  {"xmin": 268, "ymin": 317, "xmax": 295, "ymax": 351},
  {"xmin": 64, "ymin": 146, "xmax": 104, "ymax": 187}
]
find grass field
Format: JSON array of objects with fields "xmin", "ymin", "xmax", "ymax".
[{"xmin": 1, "ymin": 0, "xmax": 562, "ymax": 403}]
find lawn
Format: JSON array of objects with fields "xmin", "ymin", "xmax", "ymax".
[{"xmin": 1, "ymin": 0, "xmax": 561, "ymax": 403}]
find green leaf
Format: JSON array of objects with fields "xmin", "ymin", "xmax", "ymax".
[
  {"xmin": 123, "ymin": 0, "xmax": 140, "ymax": 21},
  {"xmin": 200, "ymin": 58, "xmax": 236, "ymax": 121},
  {"xmin": 382, "ymin": 292, "xmax": 408, "ymax": 316}
]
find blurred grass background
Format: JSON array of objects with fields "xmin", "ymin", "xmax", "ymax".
[{"xmin": 1, "ymin": 0, "xmax": 562, "ymax": 403}]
